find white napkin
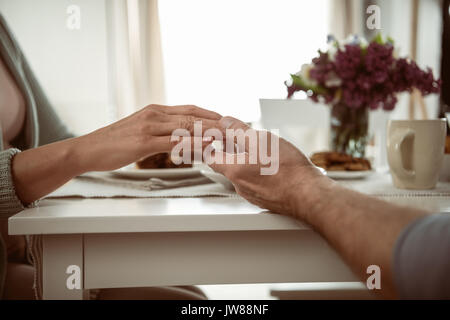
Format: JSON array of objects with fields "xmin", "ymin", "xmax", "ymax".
[
  {"xmin": 46, "ymin": 172, "xmax": 237, "ymax": 199},
  {"xmin": 76, "ymin": 172, "xmax": 212, "ymax": 190}
]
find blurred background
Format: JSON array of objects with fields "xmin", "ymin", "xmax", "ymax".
[{"xmin": 0, "ymin": 0, "xmax": 444, "ymax": 134}]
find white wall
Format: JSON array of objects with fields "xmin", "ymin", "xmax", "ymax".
[
  {"xmin": 0, "ymin": 0, "xmax": 113, "ymax": 135},
  {"xmin": 378, "ymin": 0, "xmax": 442, "ymax": 120}
]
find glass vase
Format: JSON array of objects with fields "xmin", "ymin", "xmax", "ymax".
[{"xmin": 330, "ymin": 103, "xmax": 369, "ymax": 158}]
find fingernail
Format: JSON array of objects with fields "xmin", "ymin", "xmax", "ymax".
[
  {"xmin": 219, "ymin": 117, "xmax": 234, "ymax": 129},
  {"xmin": 202, "ymin": 137, "xmax": 213, "ymax": 142}
]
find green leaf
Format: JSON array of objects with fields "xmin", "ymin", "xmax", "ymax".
[
  {"xmin": 290, "ymin": 74, "xmax": 327, "ymax": 95},
  {"xmin": 373, "ymin": 33, "xmax": 384, "ymax": 44},
  {"xmin": 387, "ymin": 36, "xmax": 395, "ymax": 45}
]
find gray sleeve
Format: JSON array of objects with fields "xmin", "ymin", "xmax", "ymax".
[
  {"xmin": 20, "ymin": 45, "xmax": 75, "ymax": 145},
  {"xmin": 1, "ymin": 12, "xmax": 74, "ymax": 146},
  {"xmin": 393, "ymin": 213, "xmax": 450, "ymax": 299}
]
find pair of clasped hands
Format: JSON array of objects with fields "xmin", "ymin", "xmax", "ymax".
[
  {"xmin": 86, "ymin": 104, "xmax": 323, "ymax": 217},
  {"xmin": 13, "ymin": 104, "xmax": 325, "ymax": 222}
]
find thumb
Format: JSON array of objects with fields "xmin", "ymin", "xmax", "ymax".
[
  {"xmin": 220, "ymin": 116, "xmax": 255, "ymax": 153},
  {"xmin": 205, "ymin": 150, "xmax": 248, "ymax": 178},
  {"xmin": 204, "ymin": 150, "xmax": 234, "ymax": 176}
]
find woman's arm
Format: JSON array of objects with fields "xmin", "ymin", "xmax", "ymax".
[{"xmin": 11, "ymin": 104, "xmax": 222, "ymax": 205}]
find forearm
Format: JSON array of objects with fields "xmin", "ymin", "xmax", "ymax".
[
  {"xmin": 11, "ymin": 137, "xmax": 86, "ymax": 205},
  {"xmin": 9, "ymin": 105, "xmax": 222, "ymax": 206},
  {"xmin": 293, "ymin": 175, "xmax": 428, "ymax": 298}
]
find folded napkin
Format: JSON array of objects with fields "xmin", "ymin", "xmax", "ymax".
[
  {"xmin": 77, "ymin": 172, "xmax": 212, "ymax": 190},
  {"xmin": 46, "ymin": 171, "xmax": 237, "ymax": 199}
]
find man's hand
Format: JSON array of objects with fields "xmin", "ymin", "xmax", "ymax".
[{"xmin": 206, "ymin": 116, "xmax": 330, "ymax": 218}]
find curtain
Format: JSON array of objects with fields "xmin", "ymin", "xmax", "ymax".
[
  {"xmin": 329, "ymin": 0, "xmax": 365, "ymax": 40},
  {"xmin": 105, "ymin": 0, "xmax": 166, "ymax": 120}
]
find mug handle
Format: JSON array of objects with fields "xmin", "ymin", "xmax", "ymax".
[{"xmin": 389, "ymin": 128, "xmax": 415, "ymax": 178}]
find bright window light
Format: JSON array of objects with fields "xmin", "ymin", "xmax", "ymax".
[{"xmin": 159, "ymin": 0, "xmax": 330, "ymax": 122}]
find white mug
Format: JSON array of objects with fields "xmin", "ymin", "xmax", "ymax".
[{"xmin": 387, "ymin": 119, "xmax": 447, "ymax": 189}]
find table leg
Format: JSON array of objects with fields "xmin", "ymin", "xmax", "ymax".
[{"xmin": 42, "ymin": 234, "xmax": 88, "ymax": 300}]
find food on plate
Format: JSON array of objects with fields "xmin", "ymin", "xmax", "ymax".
[
  {"xmin": 310, "ymin": 151, "xmax": 371, "ymax": 171},
  {"xmin": 136, "ymin": 153, "xmax": 192, "ymax": 169}
]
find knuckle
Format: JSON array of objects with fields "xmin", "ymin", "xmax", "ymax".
[
  {"xmin": 179, "ymin": 116, "xmax": 196, "ymax": 132},
  {"xmin": 141, "ymin": 106, "xmax": 158, "ymax": 119}
]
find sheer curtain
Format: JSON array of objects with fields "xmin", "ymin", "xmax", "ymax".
[
  {"xmin": 158, "ymin": 0, "xmax": 330, "ymax": 122},
  {"xmin": 106, "ymin": 0, "xmax": 332, "ymax": 122},
  {"xmin": 329, "ymin": 0, "xmax": 364, "ymax": 40},
  {"xmin": 106, "ymin": 0, "xmax": 166, "ymax": 120}
]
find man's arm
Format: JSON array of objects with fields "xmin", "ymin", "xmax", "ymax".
[
  {"xmin": 208, "ymin": 116, "xmax": 429, "ymax": 298},
  {"xmin": 293, "ymin": 177, "xmax": 427, "ymax": 298}
]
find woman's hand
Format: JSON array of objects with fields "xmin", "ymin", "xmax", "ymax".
[
  {"xmin": 74, "ymin": 104, "xmax": 222, "ymax": 172},
  {"xmin": 11, "ymin": 104, "xmax": 222, "ymax": 205}
]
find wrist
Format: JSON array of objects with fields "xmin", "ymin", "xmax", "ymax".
[
  {"xmin": 286, "ymin": 166, "xmax": 337, "ymax": 223},
  {"xmin": 65, "ymin": 136, "xmax": 92, "ymax": 176}
]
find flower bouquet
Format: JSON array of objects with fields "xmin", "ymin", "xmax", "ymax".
[{"xmin": 285, "ymin": 34, "xmax": 441, "ymax": 157}]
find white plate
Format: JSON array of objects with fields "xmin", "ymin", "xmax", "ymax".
[
  {"xmin": 325, "ymin": 170, "xmax": 374, "ymax": 180},
  {"xmin": 111, "ymin": 164, "xmax": 202, "ymax": 180}
]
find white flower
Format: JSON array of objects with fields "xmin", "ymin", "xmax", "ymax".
[
  {"xmin": 325, "ymin": 71, "xmax": 342, "ymax": 87},
  {"xmin": 328, "ymin": 45, "xmax": 338, "ymax": 61},
  {"xmin": 295, "ymin": 63, "xmax": 317, "ymax": 87},
  {"xmin": 343, "ymin": 34, "xmax": 368, "ymax": 47}
]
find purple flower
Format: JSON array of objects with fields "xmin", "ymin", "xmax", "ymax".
[{"xmin": 286, "ymin": 34, "xmax": 441, "ymax": 111}]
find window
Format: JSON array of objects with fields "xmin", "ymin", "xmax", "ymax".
[{"xmin": 159, "ymin": 0, "xmax": 330, "ymax": 122}]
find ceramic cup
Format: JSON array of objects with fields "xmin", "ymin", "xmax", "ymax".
[{"xmin": 387, "ymin": 119, "xmax": 447, "ymax": 189}]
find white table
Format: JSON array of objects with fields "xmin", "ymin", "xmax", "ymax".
[
  {"xmin": 8, "ymin": 174, "xmax": 450, "ymax": 300},
  {"xmin": 9, "ymin": 197, "xmax": 361, "ymax": 299}
]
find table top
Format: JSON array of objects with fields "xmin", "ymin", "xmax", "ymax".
[
  {"xmin": 9, "ymin": 172, "xmax": 450, "ymax": 236},
  {"xmin": 8, "ymin": 197, "xmax": 307, "ymax": 235}
]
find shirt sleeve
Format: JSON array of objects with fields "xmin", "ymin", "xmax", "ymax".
[
  {"xmin": 20, "ymin": 42, "xmax": 75, "ymax": 145},
  {"xmin": 0, "ymin": 148, "xmax": 25, "ymax": 218},
  {"xmin": 393, "ymin": 213, "xmax": 450, "ymax": 299}
]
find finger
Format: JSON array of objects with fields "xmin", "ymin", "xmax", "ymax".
[
  {"xmin": 219, "ymin": 116, "xmax": 251, "ymax": 130},
  {"xmin": 205, "ymin": 151, "xmax": 234, "ymax": 176},
  {"xmin": 149, "ymin": 119, "xmax": 223, "ymax": 136},
  {"xmin": 149, "ymin": 136, "xmax": 213, "ymax": 154},
  {"xmin": 219, "ymin": 116, "xmax": 256, "ymax": 153},
  {"xmin": 205, "ymin": 150, "xmax": 248, "ymax": 178},
  {"xmin": 171, "ymin": 136, "xmax": 214, "ymax": 161},
  {"xmin": 151, "ymin": 104, "xmax": 222, "ymax": 120}
]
